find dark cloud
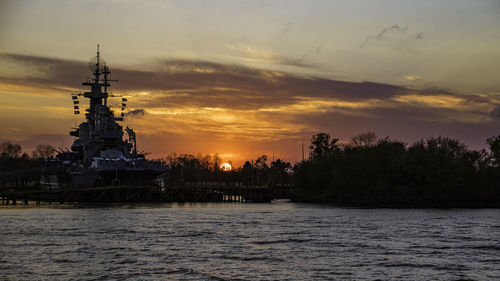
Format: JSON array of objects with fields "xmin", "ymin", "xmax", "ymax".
[
  {"xmin": 125, "ymin": 109, "xmax": 146, "ymax": 117},
  {"xmin": 0, "ymin": 51, "xmax": 494, "ymax": 125},
  {"xmin": 360, "ymin": 24, "xmax": 408, "ymax": 48},
  {"xmin": 275, "ymin": 54, "xmax": 315, "ymax": 68},
  {"xmin": 375, "ymin": 24, "xmax": 408, "ymax": 39},
  {"xmin": 1, "ymin": 52, "xmax": 492, "ymax": 112},
  {"xmin": 360, "ymin": 24, "xmax": 424, "ymax": 48},
  {"xmin": 119, "ymin": 62, "xmax": 408, "ymax": 103},
  {"xmin": 0, "ymin": 51, "xmax": 408, "ymax": 103},
  {"xmin": 0, "ymin": 52, "xmax": 89, "ymax": 84},
  {"xmin": 464, "ymin": 94, "xmax": 491, "ymax": 104}
]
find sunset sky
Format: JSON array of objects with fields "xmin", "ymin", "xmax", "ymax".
[{"xmin": 1, "ymin": 0, "xmax": 500, "ymax": 166}]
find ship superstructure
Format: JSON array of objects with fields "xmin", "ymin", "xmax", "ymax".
[{"xmin": 41, "ymin": 46, "xmax": 168, "ymax": 187}]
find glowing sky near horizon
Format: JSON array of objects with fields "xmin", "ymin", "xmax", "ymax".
[{"xmin": 1, "ymin": 0, "xmax": 500, "ymax": 166}]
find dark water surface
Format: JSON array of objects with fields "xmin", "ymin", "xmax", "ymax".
[{"xmin": 0, "ymin": 201, "xmax": 499, "ymax": 280}]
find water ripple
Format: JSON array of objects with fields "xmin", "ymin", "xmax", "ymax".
[{"xmin": 0, "ymin": 202, "xmax": 499, "ymax": 280}]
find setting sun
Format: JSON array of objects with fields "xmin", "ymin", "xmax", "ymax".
[{"xmin": 220, "ymin": 163, "xmax": 232, "ymax": 171}]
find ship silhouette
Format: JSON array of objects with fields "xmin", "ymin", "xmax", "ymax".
[{"xmin": 41, "ymin": 46, "xmax": 168, "ymax": 187}]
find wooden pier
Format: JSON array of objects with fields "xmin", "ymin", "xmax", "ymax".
[
  {"xmin": 0, "ymin": 183, "xmax": 282, "ymax": 205},
  {"xmin": 1, "ymin": 167, "xmax": 294, "ymax": 205}
]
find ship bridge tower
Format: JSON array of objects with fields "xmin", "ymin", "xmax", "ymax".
[{"xmin": 70, "ymin": 45, "xmax": 132, "ymax": 164}]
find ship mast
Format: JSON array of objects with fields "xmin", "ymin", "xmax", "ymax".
[{"xmin": 69, "ymin": 45, "xmax": 132, "ymax": 164}]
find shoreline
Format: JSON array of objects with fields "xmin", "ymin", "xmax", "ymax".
[
  {"xmin": 291, "ymin": 196, "xmax": 500, "ymax": 209},
  {"xmin": 2, "ymin": 198, "xmax": 500, "ymax": 209}
]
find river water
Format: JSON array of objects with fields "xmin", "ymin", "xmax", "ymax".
[{"xmin": 0, "ymin": 201, "xmax": 498, "ymax": 280}]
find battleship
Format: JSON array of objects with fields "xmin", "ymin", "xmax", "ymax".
[{"xmin": 41, "ymin": 46, "xmax": 168, "ymax": 188}]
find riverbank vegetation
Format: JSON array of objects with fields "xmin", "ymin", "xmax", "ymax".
[
  {"xmin": 292, "ymin": 132, "xmax": 500, "ymax": 207},
  {"xmin": 3, "ymin": 133, "xmax": 500, "ymax": 208},
  {"xmin": 166, "ymin": 153, "xmax": 292, "ymax": 186},
  {"xmin": 0, "ymin": 142, "xmax": 56, "ymax": 171}
]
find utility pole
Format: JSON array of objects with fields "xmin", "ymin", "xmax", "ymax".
[{"xmin": 301, "ymin": 138, "xmax": 305, "ymax": 162}]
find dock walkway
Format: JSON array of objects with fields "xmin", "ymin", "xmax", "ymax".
[{"xmin": 0, "ymin": 183, "xmax": 290, "ymax": 205}]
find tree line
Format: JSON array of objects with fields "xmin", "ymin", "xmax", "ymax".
[
  {"xmin": 293, "ymin": 132, "xmax": 500, "ymax": 207},
  {"xmin": 0, "ymin": 142, "xmax": 56, "ymax": 171},
  {"xmin": 165, "ymin": 153, "xmax": 292, "ymax": 186},
  {"xmin": 0, "ymin": 142, "xmax": 294, "ymax": 187},
  {"xmin": 4, "ymin": 133, "xmax": 500, "ymax": 208}
]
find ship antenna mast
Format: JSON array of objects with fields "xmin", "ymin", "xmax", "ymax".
[
  {"xmin": 103, "ymin": 64, "xmax": 110, "ymax": 106},
  {"xmin": 93, "ymin": 44, "xmax": 100, "ymax": 83}
]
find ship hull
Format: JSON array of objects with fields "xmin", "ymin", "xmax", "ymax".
[{"xmin": 92, "ymin": 168, "xmax": 166, "ymax": 186}]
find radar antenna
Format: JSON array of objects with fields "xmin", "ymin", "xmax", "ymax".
[{"xmin": 88, "ymin": 44, "xmax": 106, "ymax": 83}]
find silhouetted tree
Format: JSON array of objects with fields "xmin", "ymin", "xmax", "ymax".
[
  {"xmin": 350, "ymin": 131, "xmax": 377, "ymax": 147},
  {"xmin": 309, "ymin": 133, "xmax": 339, "ymax": 158},
  {"xmin": 212, "ymin": 153, "xmax": 221, "ymax": 172},
  {"xmin": 0, "ymin": 141, "xmax": 22, "ymax": 159},
  {"xmin": 32, "ymin": 144, "xmax": 56, "ymax": 159},
  {"xmin": 240, "ymin": 161, "xmax": 253, "ymax": 185},
  {"xmin": 270, "ymin": 159, "xmax": 292, "ymax": 185},
  {"xmin": 0, "ymin": 142, "xmax": 37, "ymax": 171},
  {"xmin": 293, "ymin": 132, "xmax": 500, "ymax": 207},
  {"xmin": 255, "ymin": 155, "xmax": 268, "ymax": 169},
  {"xmin": 487, "ymin": 135, "xmax": 500, "ymax": 166}
]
